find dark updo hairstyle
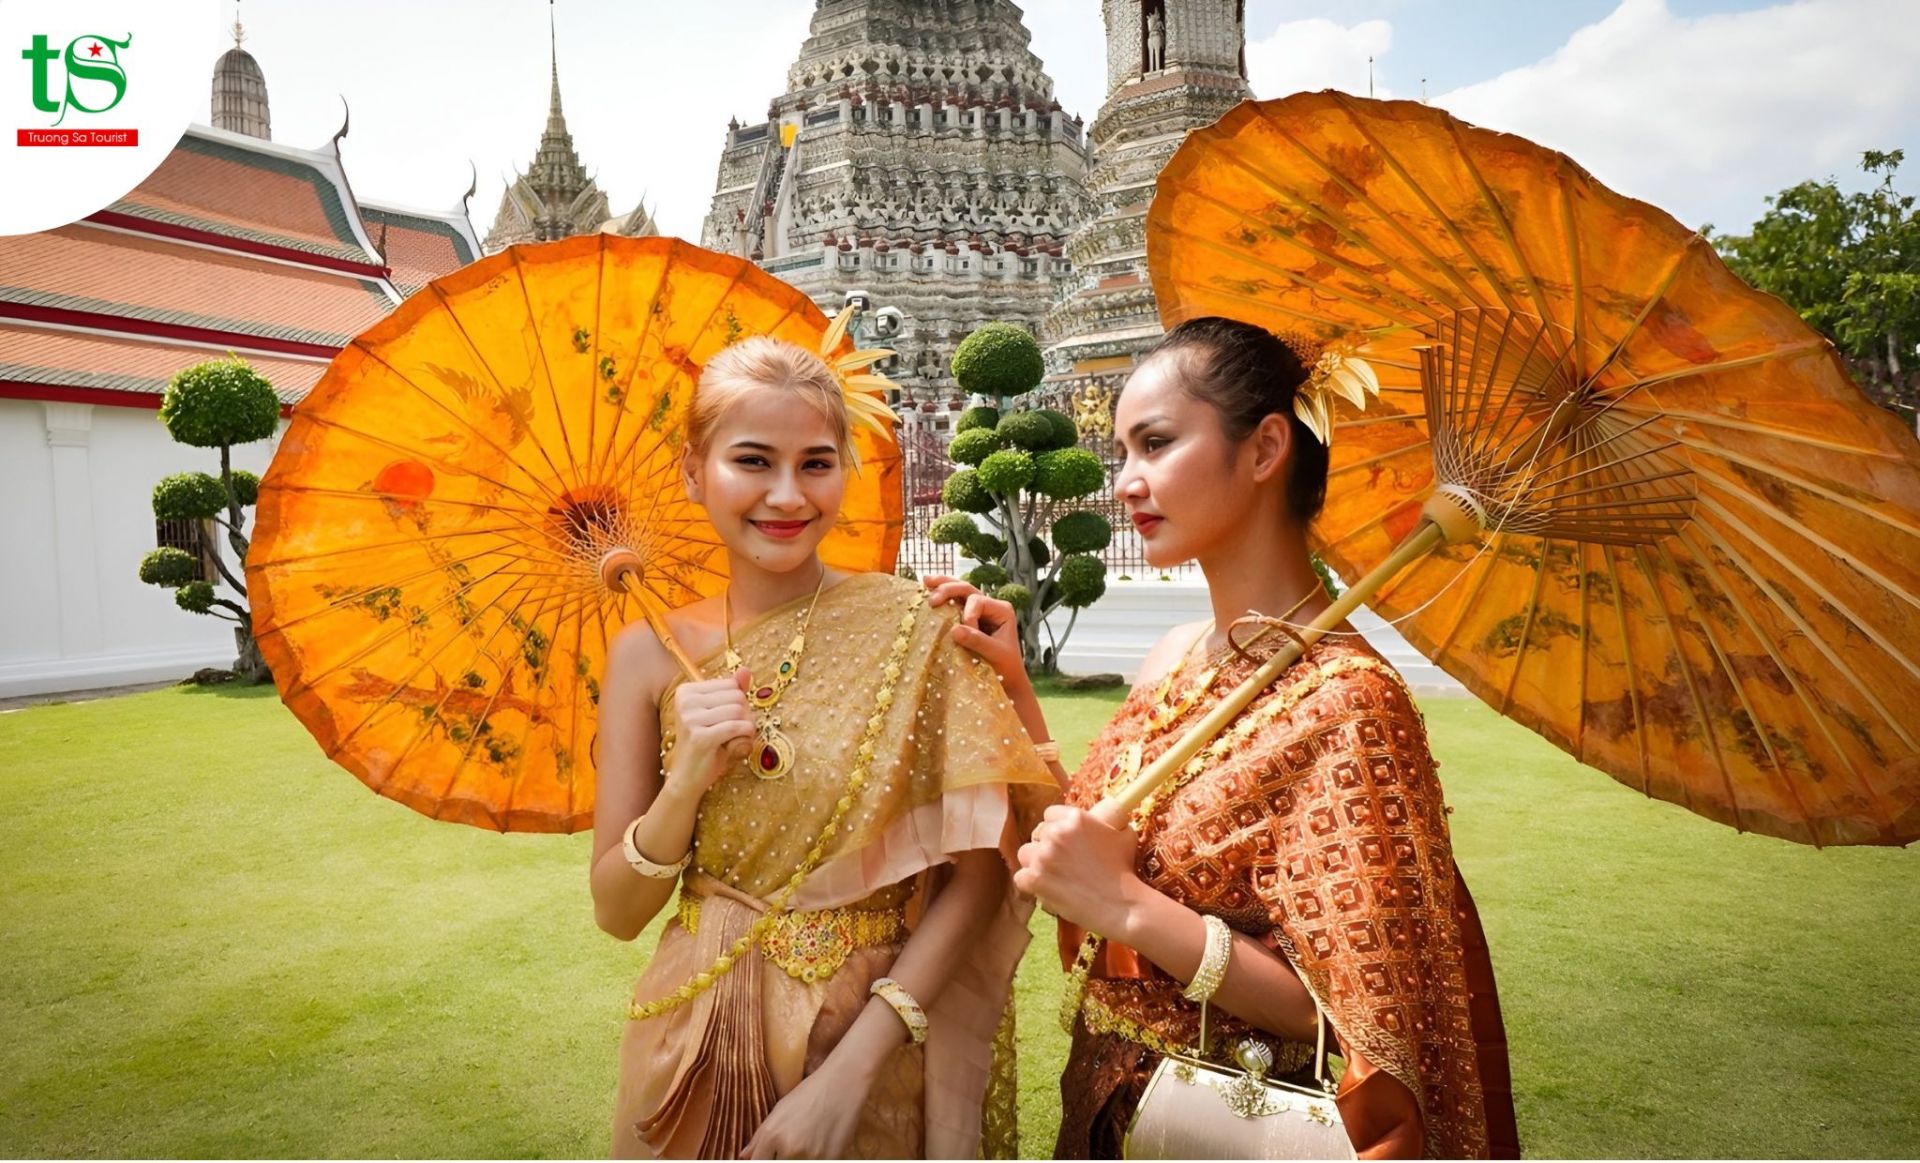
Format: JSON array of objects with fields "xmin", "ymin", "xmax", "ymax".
[{"xmin": 1140, "ymin": 316, "xmax": 1331, "ymax": 525}]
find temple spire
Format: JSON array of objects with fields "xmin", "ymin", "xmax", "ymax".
[
  {"xmin": 211, "ymin": 0, "xmax": 271, "ymax": 139},
  {"xmin": 547, "ymin": 0, "xmax": 564, "ymax": 123}
]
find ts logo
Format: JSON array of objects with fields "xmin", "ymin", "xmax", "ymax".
[{"xmin": 22, "ymin": 33, "xmax": 131, "ymax": 126}]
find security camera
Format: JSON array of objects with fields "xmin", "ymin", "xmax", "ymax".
[
  {"xmin": 843, "ymin": 289, "xmax": 872, "ymax": 313},
  {"xmin": 872, "ymin": 306, "xmax": 905, "ymax": 338}
]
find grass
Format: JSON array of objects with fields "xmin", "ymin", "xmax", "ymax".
[{"xmin": 1, "ymin": 683, "xmax": 1916, "ymax": 1158}]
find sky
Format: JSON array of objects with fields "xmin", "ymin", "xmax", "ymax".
[{"xmin": 207, "ymin": 0, "xmax": 1920, "ymax": 241}]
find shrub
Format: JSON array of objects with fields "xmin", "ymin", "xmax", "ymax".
[
  {"xmin": 954, "ymin": 405, "xmax": 1001, "ymax": 435},
  {"xmin": 992, "ymin": 582, "xmax": 1032, "ymax": 612},
  {"xmin": 1052, "ymin": 511, "xmax": 1112, "ymax": 554},
  {"xmin": 152, "ymin": 472, "xmax": 229, "ymax": 521},
  {"xmin": 947, "ymin": 427, "xmax": 1003, "ymax": 466},
  {"xmin": 951, "ymin": 323, "xmax": 1044, "ymax": 399},
  {"xmin": 1057, "ymin": 554, "xmax": 1108, "ymax": 608},
  {"xmin": 928, "ymin": 513, "xmax": 980, "ymax": 545},
  {"xmin": 1038, "ymin": 408, "xmax": 1080, "ymax": 451},
  {"xmin": 966, "ymin": 562, "xmax": 1010, "ymax": 589},
  {"xmin": 159, "ymin": 357, "xmax": 279, "ymax": 449},
  {"xmin": 139, "ymin": 547, "xmax": 199, "ymax": 587},
  {"xmin": 175, "ymin": 581, "xmax": 217, "ymax": 614},
  {"xmin": 229, "ymin": 469, "xmax": 261, "ymax": 507},
  {"xmin": 1033, "ymin": 448, "xmax": 1106, "ymax": 499},
  {"xmin": 975, "ymin": 449, "xmax": 1036, "ymax": 494},
  {"xmin": 996, "ymin": 410, "xmax": 1055, "ymax": 451},
  {"xmin": 941, "ymin": 468, "xmax": 996, "ymax": 515}
]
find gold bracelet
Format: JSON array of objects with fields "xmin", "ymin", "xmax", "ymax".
[
  {"xmin": 622, "ymin": 816, "xmax": 691, "ymax": 880},
  {"xmin": 1033, "ymin": 739, "xmax": 1061, "ymax": 764},
  {"xmin": 870, "ymin": 976, "xmax": 929, "ymax": 1044},
  {"xmin": 1181, "ymin": 914, "xmax": 1233, "ymax": 1004}
]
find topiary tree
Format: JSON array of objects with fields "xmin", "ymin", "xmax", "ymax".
[
  {"xmin": 933, "ymin": 324, "xmax": 1111, "ymax": 674},
  {"xmin": 137, "ymin": 356, "xmax": 280, "ymax": 682}
]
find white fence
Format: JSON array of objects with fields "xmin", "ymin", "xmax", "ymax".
[{"xmin": 1045, "ymin": 578, "xmax": 1466, "ymax": 695}]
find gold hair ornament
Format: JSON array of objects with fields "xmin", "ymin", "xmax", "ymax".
[
  {"xmin": 819, "ymin": 305, "xmax": 902, "ymax": 442},
  {"xmin": 1294, "ymin": 342, "xmax": 1381, "ymax": 446}
]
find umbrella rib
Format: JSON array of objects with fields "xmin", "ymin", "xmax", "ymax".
[
  {"xmin": 319, "ymin": 567, "xmax": 581, "ymax": 766},
  {"xmin": 425, "ymin": 284, "xmax": 578, "ymax": 494},
  {"xmin": 508, "ymin": 248, "xmax": 586, "ymax": 489},
  {"xmin": 1153, "ymin": 205, "xmax": 1438, "ymax": 329},
  {"xmin": 1577, "ymin": 236, "xmax": 1699, "ymax": 394},
  {"xmin": 1632, "ymin": 544, "xmax": 1739, "ymax": 829},
  {"xmin": 1658, "ymin": 540, "xmax": 1818, "ymax": 844},
  {"xmin": 1138, "ymin": 274, "xmax": 1406, "ymax": 340},
  {"xmin": 1498, "ymin": 536, "xmax": 1552, "ymax": 715},
  {"xmin": 286, "ymin": 555, "xmax": 573, "ymax": 704},
  {"xmin": 1326, "ymin": 438, "xmax": 1432, "ymax": 480},
  {"xmin": 1272, "ymin": 98, "xmax": 1488, "ymax": 307},
  {"xmin": 580, "ymin": 237, "xmax": 607, "ymax": 499},
  {"xmin": 247, "ymin": 523, "xmax": 530, "ymax": 571},
  {"xmin": 608, "ymin": 258, "xmax": 752, "ymax": 477},
  {"xmin": 1455, "ymin": 311, "xmax": 1514, "ymax": 472},
  {"xmin": 1688, "ymin": 518, "xmax": 1917, "ymax": 753},
  {"xmin": 1447, "ymin": 121, "xmax": 1570, "ymax": 359},
  {"xmin": 1696, "ymin": 493, "xmax": 1920, "ymax": 684},
  {"xmin": 1184, "ymin": 132, "xmax": 1472, "ymax": 316},
  {"xmin": 1575, "ymin": 541, "xmax": 1591, "ymax": 761},
  {"xmin": 1461, "ymin": 319, "xmax": 1554, "ymax": 473},
  {"xmin": 1686, "ymin": 442, "xmax": 1920, "ymax": 539},
  {"xmin": 1558, "ymin": 167, "xmax": 1587, "ymax": 382},
  {"xmin": 1593, "ymin": 340, "xmax": 1827, "ymax": 397},
  {"xmin": 256, "ymin": 534, "xmax": 563, "ymax": 640},
  {"xmin": 347, "ymin": 345, "xmax": 568, "ymax": 509},
  {"xmin": 299, "ymin": 410, "xmax": 557, "ymax": 514},
  {"xmin": 1677, "ymin": 527, "xmax": 1891, "ymax": 838},
  {"xmin": 1611, "ymin": 404, "xmax": 1907, "ymax": 461},
  {"xmin": 1432, "ymin": 532, "xmax": 1507, "ymax": 658},
  {"xmin": 1599, "ymin": 546, "xmax": 1652, "ymax": 793},
  {"xmin": 587, "ymin": 244, "xmax": 673, "ymax": 489},
  {"xmin": 1326, "ymin": 93, "xmax": 1529, "ymax": 321},
  {"xmin": 1693, "ymin": 464, "xmax": 1920, "ymax": 618},
  {"xmin": 426, "ymin": 580, "xmax": 588, "ymax": 822}
]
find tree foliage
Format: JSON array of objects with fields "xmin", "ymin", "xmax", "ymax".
[
  {"xmin": 933, "ymin": 326, "xmax": 1114, "ymax": 673},
  {"xmin": 159, "ymin": 357, "xmax": 280, "ymax": 449},
  {"xmin": 950, "ymin": 324, "xmax": 1044, "ymax": 401},
  {"xmin": 1713, "ymin": 150, "xmax": 1920, "ymax": 418},
  {"xmin": 138, "ymin": 356, "xmax": 278, "ymax": 681}
]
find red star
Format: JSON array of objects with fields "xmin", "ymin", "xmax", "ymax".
[{"xmin": 88, "ymin": 42, "xmax": 103, "ymax": 56}]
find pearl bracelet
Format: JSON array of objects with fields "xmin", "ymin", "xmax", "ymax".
[
  {"xmin": 1181, "ymin": 914, "xmax": 1233, "ymax": 1004},
  {"xmin": 1034, "ymin": 739, "xmax": 1062, "ymax": 764},
  {"xmin": 622, "ymin": 816, "xmax": 692, "ymax": 880},
  {"xmin": 870, "ymin": 976, "xmax": 929, "ymax": 1044}
]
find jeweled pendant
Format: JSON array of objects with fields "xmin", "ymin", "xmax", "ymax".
[{"xmin": 754, "ymin": 727, "xmax": 796, "ymax": 780}]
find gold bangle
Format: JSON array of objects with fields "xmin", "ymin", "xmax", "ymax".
[
  {"xmin": 622, "ymin": 816, "xmax": 691, "ymax": 880},
  {"xmin": 1181, "ymin": 914, "xmax": 1233, "ymax": 1004},
  {"xmin": 870, "ymin": 976, "xmax": 929, "ymax": 1045},
  {"xmin": 1033, "ymin": 739, "xmax": 1061, "ymax": 764}
]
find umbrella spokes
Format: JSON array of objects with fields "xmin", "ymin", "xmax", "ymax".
[{"xmin": 1423, "ymin": 307, "xmax": 1698, "ymax": 548}]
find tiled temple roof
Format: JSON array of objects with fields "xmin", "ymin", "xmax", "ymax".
[
  {"xmin": 0, "ymin": 324, "xmax": 325, "ymax": 404},
  {"xmin": 362, "ymin": 202, "xmax": 481, "ymax": 298}
]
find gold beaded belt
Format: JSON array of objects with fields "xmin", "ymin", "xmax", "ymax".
[{"xmin": 676, "ymin": 894, "xmax": 907, "ymax": 984}]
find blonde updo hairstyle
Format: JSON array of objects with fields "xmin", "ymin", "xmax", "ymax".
[{"xmin": 686, "ymin": 336, "xmax": 855, "ymax": 464}]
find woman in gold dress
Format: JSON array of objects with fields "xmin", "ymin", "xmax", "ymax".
[
  {"xmin": 932, "ymin": 317, "xmax": 1521, "ymax": 1159},
  {"xmin": 592, "ymin": 335, "xmax": 1058, "ymax": 1159}
]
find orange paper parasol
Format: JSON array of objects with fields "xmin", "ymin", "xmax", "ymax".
[
  {"xmin": 1116, "ymin": 92, "xmax": 1920, "ymax": 846},
  {"xmin": 249, "ymin": 236, "xmax": 902, "ymax": 833}
]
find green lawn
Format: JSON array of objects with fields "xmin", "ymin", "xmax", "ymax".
[{"xmin": 1, "ymin": 681, "xmax": 1915, "ymax": 1158}]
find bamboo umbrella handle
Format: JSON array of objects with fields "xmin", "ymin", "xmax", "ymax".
[
  {"xmin": 1092, "ymin": 510, "xmax": 1465, "ymax": 829},
  {"xmin": 599, "ymin": 549, "xmax": 704, "ymax": 680}
]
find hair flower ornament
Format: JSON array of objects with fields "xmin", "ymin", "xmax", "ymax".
[
  {"xmin": 819, "ymin": 305, "xmax": 902, "ymax": 442},
  {"xmin": 1296, "ymin": 342, "xmax": 1381, "ymax": 446}
]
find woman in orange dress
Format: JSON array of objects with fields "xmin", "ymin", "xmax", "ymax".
[
  {"xmin": 592, "ymin": 335, "xmax": 1058, "ymax": 1159},
  {"xmin": 932, "ymin": 317, "xmax": 1521, "ymax": 1158}
]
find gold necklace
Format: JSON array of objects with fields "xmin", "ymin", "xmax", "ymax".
[
  {"xmin": 723, "ymin": 568, "xmax": 828, "ymax": 780},
  {"xmin": 1105, "ymin": 624, "xmax": 1223, "ymax": 796}
]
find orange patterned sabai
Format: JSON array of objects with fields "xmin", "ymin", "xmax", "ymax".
[{"xmin": 1055, "ymin": 635, "xmax": 1521, "ymax": 1160}]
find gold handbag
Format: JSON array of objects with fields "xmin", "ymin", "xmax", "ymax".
[{"xmin": 1124, "ymin": 987, "xmax": 1354, "ymax": 1159}]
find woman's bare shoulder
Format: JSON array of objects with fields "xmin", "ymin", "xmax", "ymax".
[{"xmin": 1131, "ymin": 619, "xmax": 1210, "ymax": 696}]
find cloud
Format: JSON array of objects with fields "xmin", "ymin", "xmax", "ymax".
[
  {"xmin": 1435, "ymin": 0, "xmax": 1920, "ymax": 232},
  {"xmin": 1246, "ymin": 18, "xmax": 1395, "ymax": 102}
]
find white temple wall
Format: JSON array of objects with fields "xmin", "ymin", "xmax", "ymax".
[{"xmin": 0, "ymin": 399, "xmax": 279, "ymax": 698}]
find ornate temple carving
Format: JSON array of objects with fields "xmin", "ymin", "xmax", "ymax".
[
  {"xmin": 483, "ymin": 11, "xmax": 656, "ymax": 253},
  {"xmin": 1042, "ymin": 0, "xmax": 1249, "ymax": 373},
  {"xmin": 701, "ymin": 0, "xmax": 1093, "ymax": 407}
]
